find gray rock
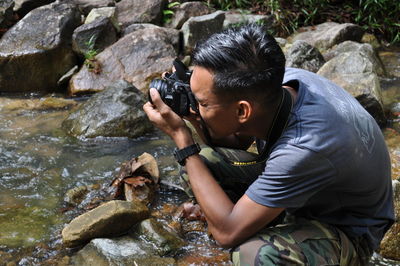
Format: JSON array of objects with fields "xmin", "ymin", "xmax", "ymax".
[
  {"xmin": 317, "ymin": 51, "xmax": 386, "ymax": 125},
  {"xmin": 62, "ymin": 80, "xmax": 153, "ymax": 138},
  {"xmin": 223, "ymin": 11, "xmax": 273, "ymax": 29},
  {"xmin": 181, "ymin": 10, "xmax": 225, "ymax": 53},
  {"xmin": 289, "ymin": 22, "xmax": 364, "ymax": 52},
  {"xmin": 286, "ymin": 40, "xmax": 325, "ymax": 73},
  {"xmin": 73, "ymin": 0, "xmax": 115, "ymax": 15},
  {"xmin": 72, "ymin": 17, "xmax": 117, "ymax": 56},
  {"xmin": 136, "ymin": 218, "xmax": 184, "ymax": 256},
  {"xmin": 62, "ymin": 200, "xmax": 149, "ymax": 247},
  {"xmin": 0, "ymin": 1, "xmax": 81, "ymax": 92},
  {"xmin": 116, "ymin": 0, "xmax": 166, "ymax": 29},
  {"xmin": 0, "ymin": 0, "xmax": 14, "ymax": 27},
  {"xmin": 85, "ymin": 6, "xmax": 119, "ymax": 32},
  {"xmin": 71, "ymin": 236, "xmax": 176, "ymax": 265},
  {"xmin": 68, "ymin": 25, "xmax": 178, "ymax": 95},
  {"xmin": 13, "ymin": 0, "xmax": 54, "ymax": 17},
  {"xmin": 166, "ymin": 1, "xmax": 212, "ymax": 29},
  {"xmin": 324, "ymin": 41, "xmax": 385, "ymax": 76}
]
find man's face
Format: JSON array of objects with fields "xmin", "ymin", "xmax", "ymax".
[{"xmin": 190, "ymin": 66, "xmax": 239, "ymax": 139}]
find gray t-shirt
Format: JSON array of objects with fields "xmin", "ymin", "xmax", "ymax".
[{"xmin": 246, "ymin": 68, "xmax": 394, "ymax": 251}]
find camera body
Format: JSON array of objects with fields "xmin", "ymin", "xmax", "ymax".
[{"xmin": 148, "ymin": 59, "xmax": 196, "ymax": 116}]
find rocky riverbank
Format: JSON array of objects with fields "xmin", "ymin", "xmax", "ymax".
[{"xmin": 0, "ymin": 0, "xmax": 399, "ymax": 264}]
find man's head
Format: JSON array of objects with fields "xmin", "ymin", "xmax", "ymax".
[{"xmin": 191, "ymin": 23, "xmax": 286, "ymax": 105}]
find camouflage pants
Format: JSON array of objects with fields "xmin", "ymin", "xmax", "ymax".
[{"xmin": 179, "ymin": 146, "xmax": 372, "ymax": 265}]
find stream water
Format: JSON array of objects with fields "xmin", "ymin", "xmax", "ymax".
[{"xmin": 0, "ymin": 48, "xmax": 400, "ymax": 265}]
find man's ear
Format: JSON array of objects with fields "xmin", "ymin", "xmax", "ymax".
[{"xmin": 237, "ymin": 100, "xmax": 252, "ymax": 123}]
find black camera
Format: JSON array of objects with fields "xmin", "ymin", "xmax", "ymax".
[{"xmin": 149, "ymin": 59, "xmax": 197, "ymax": 116}]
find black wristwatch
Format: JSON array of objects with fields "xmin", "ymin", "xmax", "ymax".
[{"xmin": 174, "ymin": 143, "xmax": 201, "ymax": 166}]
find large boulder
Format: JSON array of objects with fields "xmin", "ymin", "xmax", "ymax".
[
  {"xmin": 285, "ymin": 40, "xmax": 325, "ymax": 73},
  {"xmin": 62, "ymin": 200, "xmax": 149, "ymax": 247},
  {"xmin": 289, "ymin": 22, "xmax": 364, "ymax": 52},
  {"xmin": 181, "ymin": 10, "xmax": 225, "ymax": 53},
  {"xmin": 0, "ymin": 1, "xmax": 81, "ymax": 92},
  {"xmin": 317, "ymin": 50, "xmax": 386, "ymax": 125},
  {"xmin": 323, "ymin": 41, "xmax": 385, "ymax": 76},
  {"xmin": 62, "ymin": 80, "xmax": 153, "ymax": 138},
  {"xmin": 116, "ymin": 0, "xmax": 166, "ymax": 29},
  {"xmin": 69, "ymin": 24, "xmax": 178, "ymax": 95}
]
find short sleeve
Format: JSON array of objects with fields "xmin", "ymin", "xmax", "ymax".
[{"xmin": 246, "ymin": 144, "xmax": 337, "ymax": 208}]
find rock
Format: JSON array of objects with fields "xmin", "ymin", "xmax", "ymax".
[
  {"xmin": 223, "ymin": 11, "xmax": 273, "ymax": 29},
  {"xmin": 70, "ymin": 236, "xmax": 176, "ymax": 265},
  {"xmin": 286, "ymin": 40, "xmax": 325, "ymax": 73},
  {"xmin": 289, "ymin": 22, "xmax": 364, "ymax": 52},
  {"xmin": 73, "ymin": 0, "xmax": 115, "ymax": 16},
  {"xmin": 166, "ymin": 1, "xmax": 212, "ymax": 29},
  {"xmin": 85, "ymin": 6, "xmax": 119, "ymax": 32},
  {"xmin": 136, "ymin": 218, "xmax": 184, "ymax": 256},
  {"xmin": 62, "ymin": 80, "xmax": 153, "ymax": 138},
  {"xmin": 317, "ymin": 50, "xmax": 386, "ymax": 125},
  {"xmin": 68, "ymin": 25, "xmax": 178, "ymax": 95},
  {"xmin": 379, "ymin": 180, "xmax": 400, "ymax": 260},
  {"xmin": 0, "ymin": 1, "xmax": 81, "ymax": 92},
  {"xmin": 116, "ymin": 0, "xmax": 166, "ymax": 29},
  {"xmin": 72, "ymin": 17, "xmax": 117, "ymax": 57},
  {"xmin": 0, "ymin": 0, "xmax": 14, "ymax": 28},
  {"xmin": 323, "ymin": 41, "xmax": 385, "ymax": 76},
  {"xmin": 62, "ymin": 200, "xmax": 149, "ymax": 247},
  {"xmin": 13, "ymin": 0, "xmax": 54, "ymax": 18},
  {"xmin": 181, "ymin": 10, "xmax": 225, "ymax": 53}
]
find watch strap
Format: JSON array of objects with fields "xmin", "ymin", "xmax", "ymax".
[{"xmin": 174, "ymin": 143, "xmax": 201, "ymax": 166}]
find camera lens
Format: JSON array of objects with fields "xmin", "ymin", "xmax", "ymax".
[{"xmin": 149, "ymin": 79, "xmax": 170, "ymax": 104}]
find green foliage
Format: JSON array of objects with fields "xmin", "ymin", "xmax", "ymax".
[
  {"xmin": 163, "ymin": 1, "xmax": 181, "ymax": 24},
  {"xmin": 201, "ymin": 0, "xmax": 400, "ymax": 44},
  {"xmin": 84, "ymin": 35, "xmax": 97, "ymax": 61}
]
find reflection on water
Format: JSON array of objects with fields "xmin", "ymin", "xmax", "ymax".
[
  {"xmin": 0, "ymin": 97, "xmax": 180, "ymax": 263},
  {"xmin": 0, "ymin": 71, "xmax": 399, "ymax": 265}
]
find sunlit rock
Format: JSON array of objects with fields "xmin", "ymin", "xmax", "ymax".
[
  {"xmin": 288, "ymin": 22, "xmax": 364, "ymax": 52},
  {"xmin": 317, "ymin": 50, "xmax": 386, "ymax": 125},
  {"xmin": 68, "ymin": 25, "xmax": 178, "ymax": 95},
  {"xmin": 62, "ymin": 200, "xmax": 149, "ymax": 247}
]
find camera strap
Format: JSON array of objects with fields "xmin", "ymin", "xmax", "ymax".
[{"xmin": 199, "ymin": 88, "xmax": 293, "ymax": 166}]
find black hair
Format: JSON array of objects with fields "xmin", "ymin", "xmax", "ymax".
[{"xmin": 192, "ymin": 23, "xmax": 286, "ymax": 104}]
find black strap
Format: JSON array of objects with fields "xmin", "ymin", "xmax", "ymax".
[{"xmin": 200, "ymin": 88, "xmax": 293, "ymax": 166}]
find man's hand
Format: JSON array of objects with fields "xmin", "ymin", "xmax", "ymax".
[{"xmin": 143, "ymin": 88, "xmax": 194, "ymax": 148}]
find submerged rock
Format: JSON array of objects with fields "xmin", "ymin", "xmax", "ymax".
[
  {"xmin": 62, "ymin": 200, "xmax": 149, "ymax": 247},
  {"xmin": 62, "ymin": 80, "xmax": 153, "ymax": 138},
  {"xmin": 136, "ymin": 218, "xmax": 184, "ymax": 256},
  {"xmin": 71, "ymin": 236, "xmax": 176, "ymax": 265}
]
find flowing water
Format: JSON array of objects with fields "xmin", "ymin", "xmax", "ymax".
[{"xmin": 0, "ymin": 47, "xmax": 400, "ymax": 264}]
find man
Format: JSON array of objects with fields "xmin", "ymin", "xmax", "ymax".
[{"xmin": 143, "ymin": 24, "xmax": 394, "ymax": 265}]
